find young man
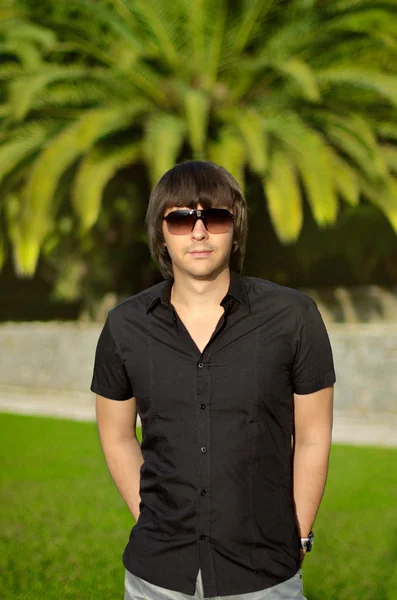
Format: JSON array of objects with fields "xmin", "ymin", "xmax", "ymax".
[{"xmin": 90, "ymin": 161, "xmax": 335, "ymax": 600}]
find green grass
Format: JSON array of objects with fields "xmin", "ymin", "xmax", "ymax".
[{"xmin": 0, "ymin": 413, "xmax": 396, "ymax": 600}]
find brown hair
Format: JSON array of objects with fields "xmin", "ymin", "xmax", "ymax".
[{"xmin": 145, "ymin": 161, "xmax": 248, "ymax": 280}]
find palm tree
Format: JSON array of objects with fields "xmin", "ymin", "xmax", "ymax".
[{"xmin": 1, "ymin": 0, "xmax": 397, "ymax": 279}]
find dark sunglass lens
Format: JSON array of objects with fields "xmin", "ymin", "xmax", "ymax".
[
  {"xmin": 205, "ymin": 209, "xmax": 233, "ymax": 233},
  {"xmin": 166, "ymin": 212, "xmax": 194, "ymax": 234}
]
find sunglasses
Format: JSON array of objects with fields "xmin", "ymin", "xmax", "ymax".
[{"xmin": 163, "ymin": 208, "xmax": 234, "ymax": 235}]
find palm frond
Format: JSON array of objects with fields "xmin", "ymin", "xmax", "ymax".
[
  {"xmin": 360, "ymin": 174, "xmax": 397, "ymax": 233},
  {"xmin": 377, "ymin": 122, "xmax": 397, "ymax": 142},
  {"xmin": 381, "ymin": 145, "xmax": 397, "ymax": 175},
  {"xmin": 123, "ymin": 0, "xmax": 180, "ymax": 67},
  {"xmin": 183, "ymin": 88, "xmax": 210, "ymax": 159},
  {"xmin": 2, "ymin": 20, "xmax": 57, "ymax": 51},
  {"xmin": 254, "ymin": 13, "xmax": 317, "ymax": 62},
  {"xmin": 0, "ymin": 65, "xmax": 22, "ymax": 81},
  {"xmin": 272, "ymin": 59, "xmax": 321, "ymax": 102},
  {"xmin": 32, "ymin": 80, "xmax": 112, "ymax": 109},
  {"xmin": 144, "ymin": 113, "xmax": 186, "ymax": 185},
  {"xmin": 0, "ymin": 123, "xmax": 56, "ymax": 190},
  {"xmin": 204, "ymin": 0, "xmax": 227, "ymax": 88},
  {"xmin": 45, "ymin": 0, "xmax": 145, "ymax": 54},
  {"xmin": 3, "ymin": 190, "xmax": 41, "ymax": 276},
  {"xmin": 330, "ymin": 113, "xmax": 387, "ymax": 178},
  {"xmin": 316, "ymin": 68, "xmax": 397, "ymax": 108},
  {"xmin": 265, "ymin": 112, "xmax": 338, "ymax": 225},
  {"xmin": 185, "ymin": 0, "xmax": 206, "ymax": 73},
  {"xmin": 323, "ymin": 114, "xmax": 388, "ymax": 184},
  {"xmin": 7, "ymin": 66, "xmax": 102, "ymax": 121},
  {"xmin": 72, "ymin": 141, "xmax": 141, "ymax": 232},
  {"xmin": 323, "ymin": 8, "xmax": 397, "ymax": 38},
  {"xmin": 208, "ymin": 127, "xmax": 245, "ymax": 186},
  {"xmin": 0, "ymin": 7, "xmax": 22, "ymax": 23},
  {"xmin": 328, "ymin": 148, "xmax": 360, "ymax": 206},
  {"xmin": 0, "ymin": 39, "xmax": 42, "ymax": 69},
  {"xmin": 228, "ymin": 0, "xmax": 275, "ymax": 54},
  {"xmin": 234, "ymin": 110, "xmax": 268, "ymax": 175},
  {"xmin": 264, "ymin": 147, "xmax": 303, "ymax": 243},
  {"xmin": 26, "ymin": 102, "xmax": 148, "ymax": 243}
]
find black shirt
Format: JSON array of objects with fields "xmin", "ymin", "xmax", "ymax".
[{"xmin": 90, "ymin": 270, "xmax": 336, "ymax": 596}]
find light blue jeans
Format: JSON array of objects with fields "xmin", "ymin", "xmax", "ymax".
[{"xmin": 124, "ymin": 568, "xmax": 306, "ymax": 599}]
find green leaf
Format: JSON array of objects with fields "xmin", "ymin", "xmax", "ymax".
[
  {"xmin": 265, "ymin": 113, "xmax": 338, "ymax": 225},
  {"xmin": 0, "ymin": 65, "xmax": 21, "ymax": 81},
  {"xmin": 0, "ymin": 8, "xmax": 22, "ymax": 23},
  {"xmin": 72, "ymin": 142, "xmax": 141, "ymax": 232},
  {"xmin": 3, "ymin": 191, "xmax": 41, "ymax": 276},
  {"xmin": 328, "ymin": 149, "xmax": 359, "ymax": 206},
  {"xmin": 208, "ymin": 128, "xmax": 245, "ymax": 186},
  {"xmin": 324, "ymin": 8, "xmax": 397, "ymax": 38},
  {"xmin": 324, "ymin": 119, "xmax": 387, "ymax": 184},
  {"xmin": 235, "ymin": 110, "xmax": 268, "ymax": 175},
  {"xmin": 381, "ymin": 145, "xmax": 397, "ymax": 175},
  {"xmin": 0, "ymin": 40, "xmax": 42, "ymax": 69},
  {"xmin": 273, "ymin": 59, "xmax": 321, "ymax": 102},
  {"xmin": 26, "ymin": 102, "xmax": 148, "ymax": 243},
  {"xmin": 229, "ymin": 0, "xmax": 275, "ymax": 54},
  {"xmin": 377, "ymin": 123, "xmax": 397, "ymax": 142},
  {"xmin": 316, "ymin": 68, "xmax": 397, "ymax": 108},
  {"xmin": 204, "ymin": 0, "xmax": 227, "ymax": 88},
  {"xmin": 253, "ymin": 12, "xmax": 316, "ymax": 63},
  {"xmin": 185, "ymin": 0, "xmax": 206, "ymax": 72},
  {"xmin": 4, "ymin": 21, "xmax": 57, "ymax": 51},
  {"xmin": 183, "ymin": 88, "xmax": 210, "ymax": 159},
  {"xmin": 8, "ymin": 66, "xmax": 100, "ymax": 121},
  {"xmin": 125, "ymin": 0, "xmax": 180, "ymax": 67},
  {"xmin": 0, "ymin": 123, "xmax": 56, "ymax": 190},
  {"xmin": 360, "ymin": 175, "xmax": 397, "ymax": 233},
  {"xmin": 33, "ymin": 80, "xmax": 111, "ymax": 108},
  {"xmin": 264, "ymin": 148, "xmax": 303, "ymax": 243},
  {"xmin": 144, "ymin": 113, "xmax": 186, "ymax": 185}
]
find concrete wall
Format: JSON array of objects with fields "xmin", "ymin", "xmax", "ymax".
[{"xmin": 0, "ymin": 320, "xmax": 396, "ymax": 415}]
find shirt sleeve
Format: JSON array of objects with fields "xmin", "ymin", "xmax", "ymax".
[
  {"xmin": 90, "ymin": 313, "xmax": 134, "ymax": 400},
  {"xmin": 292, "ymin": 299, "xmax": 336, "ymax": 395}
]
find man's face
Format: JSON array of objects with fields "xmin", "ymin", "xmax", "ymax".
[{"xmin": 162, "ymin": 203, "xmax": 234, "ymax": 279}]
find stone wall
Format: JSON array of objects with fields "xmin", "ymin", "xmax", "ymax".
[{"xmin": 0, "ymin": 319, "xmax": 396, "ymax": 415}]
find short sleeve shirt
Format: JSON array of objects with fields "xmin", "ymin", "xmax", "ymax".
[{"xmin": 90, "ymin": 270, "xmax": 336, "ymax": 596}]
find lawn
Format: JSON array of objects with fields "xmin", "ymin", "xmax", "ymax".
[{"xmin": 0, "ymin": 412, "xmax": 396, "ymax": 600}]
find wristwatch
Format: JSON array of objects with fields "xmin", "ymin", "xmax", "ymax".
[{"xmin": 300, "ymin": 530, "xmax": 314, "ymax": 552}]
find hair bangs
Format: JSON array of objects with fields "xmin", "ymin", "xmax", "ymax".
[{"xmin": 161, "ymin": 163, "xmax": 236, "ymax": 211}]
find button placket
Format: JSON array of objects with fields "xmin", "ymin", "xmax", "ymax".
[{"xmin": 197, "ymin": 354, "xmax": 211, "ymax": 549}]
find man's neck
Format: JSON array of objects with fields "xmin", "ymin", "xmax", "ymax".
[{"xmin": 170, "ymin": 267, "xmax": 230, "ymax": 314}]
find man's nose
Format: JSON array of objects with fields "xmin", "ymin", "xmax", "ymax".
[{"xmin": 191, "ymin": 218, "xmax": 208, "ymax": 238}]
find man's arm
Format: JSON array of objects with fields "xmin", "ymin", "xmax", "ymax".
[
  {"xmin": 293, "ymin": 386, "xmax": 334, "ymax": 559},
  {"xmin": 95, "ymin": 394, "xmax": 144, "ymax": 521}
]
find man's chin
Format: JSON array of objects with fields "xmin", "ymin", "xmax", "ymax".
[{"xmin": 186, "ymin": 262, "xmax": 229, "ymax": 280}]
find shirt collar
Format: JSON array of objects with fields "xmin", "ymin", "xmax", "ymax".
[{"xmin": 145, "ymin": 270, "xmax": 250, "ymax": 314}]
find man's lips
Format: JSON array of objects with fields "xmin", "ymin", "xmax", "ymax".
[{"xmin": 188, "ymin": 250, "xmax": 213, "ymax": 256}]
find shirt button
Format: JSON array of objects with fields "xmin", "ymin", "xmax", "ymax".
[
  {"xmin": 200, "ymin": 404, "xmax": 206, "ymax": 410},
  {"xmin": 200, "ymin": 446, "xmax": 207, "ymax": 453},
  {"xmin": 200, "ymin": 489, "xmax": 206, "ymax": 496},
  {"xmin": 200, "ymin": 534, "xmax": 206, "ymax": 540},
  {"xmin": 198, "ymin": 362, "xmax": 204, "ymax": 368}
]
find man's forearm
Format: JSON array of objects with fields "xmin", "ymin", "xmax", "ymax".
[
  {"xmin": 293, "ymin": 441, "xmax": 331, "ymax": 537},
  {"xmin": 101, "ymin": 436, "xmax": 144, "ymax": 521}
]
